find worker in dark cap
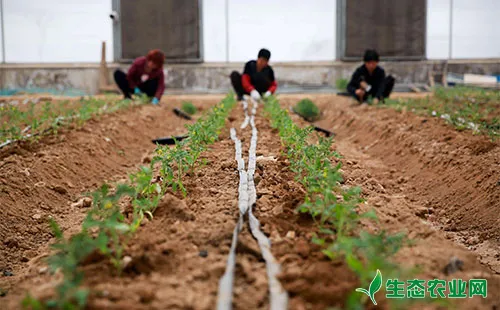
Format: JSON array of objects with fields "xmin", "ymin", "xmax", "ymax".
[
  {"xmin": 347, "ymin": 49, "xmax": 395, "ymax": 104},
  {"xmin": 230, "ymin": 48, "xmax": 278, "ymax": 101}
]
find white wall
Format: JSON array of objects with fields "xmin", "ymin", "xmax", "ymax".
[
  {"xmin": 3, "ymin": 0, "xmax": 113, "ymax": 63},
  {"xmin": 426, "ymin": 0, "xmax": 500, "ymax": 59},
  {"xmin": 201, "ymin": 0, "xmax": 226, "ymax": 62},
  {"xmin": 0, "ymin": 0, "xmax": 4, "ymax": 62},
  {"xmin": 226, "ymin": 0, "xmax": 336, "ymax": 62},
  {"xmin": 202, "ymin": 0, "xmax": 336, "ymax": 62}
]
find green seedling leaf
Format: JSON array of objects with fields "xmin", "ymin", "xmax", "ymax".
[
  {"xmin": 356, "ymin": 269, "xmax": 382, "ymax": 305},
  {"xmin": 311, "ymin": 237, "xmax": 325, "ymax": 246},
  {"xmin": 319, "ymin": 227, "xmax": 335, "ymax": 235},
  {"xmin": 361, "ymin": 209, "xmax": 378, "ymax": 221},
  {"xmin": 74, "ymin": 289, "xmax": 89, "ymax": 307},
  {"xmin": 48, "ymin": 218, "xmax": 63, "ymax": 240}
]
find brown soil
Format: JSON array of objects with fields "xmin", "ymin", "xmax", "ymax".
[{"xmin": 0, "ymin": 94, "xmax": 499, "ymax": 309}]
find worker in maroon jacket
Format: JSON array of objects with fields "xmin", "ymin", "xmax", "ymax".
[
  {"xmin": 113, "ymin": 49, "xmax": 166, "ymax": 105},
  {"xmin": 230, "ymin": 48, "xmax": 277, "ymax": 101}
]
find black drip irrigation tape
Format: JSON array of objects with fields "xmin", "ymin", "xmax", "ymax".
[
  {"xmin": 173, "ymin": 108, "xmax": 192, "ymax": 120},
  {"xmin": 289, "ymin": 107, "xmax": 335, "ymax": 137},
  {"xmin": 151, "ymin": 135, "xmax": 188, "ymax": 145}
]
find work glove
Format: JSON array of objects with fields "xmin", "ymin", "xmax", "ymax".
[
  {"xmin": 151, "ymin": 97, "xmax": 159, "ymax": 105},
  {"xmin": 134, "ymin": 87, "xmax": 141, "ymax": 95},
  {"xmin": 264, "ymin": 91, "xmax": 272, "ymax": 98},
  {"xmin": 250, "ymin": 89, "xmax": 261, "ymax": 101}
]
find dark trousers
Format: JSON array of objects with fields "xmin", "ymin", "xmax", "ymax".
[
  {"xmin": 114, "ymin": 69, "xmax": 158, "ymax": 99},
  {"xmin": 351, "ymin": 75, "xmax": 395, "ymax": 102},
  {"xmin": 230, "ymin": 71, "xmax": 271, "ymax": 100}
]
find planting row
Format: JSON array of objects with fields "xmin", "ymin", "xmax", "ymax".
[
  {"xmin": 263, "ymin": 96, "xmax": 415, "ymax": 309},
  {"xmin": 384, "ymin": 87, "xmax": 500, "ymax": 140},
  {"xmin": 0, "ymin": 95, "xmax": 153, "ymax": 148},
  {"xmin": 22, "ymin": 95, "xmax": 237, "ymax": 309}
]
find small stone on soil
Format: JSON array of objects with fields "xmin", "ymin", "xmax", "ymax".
[
  {"xmin": 3, "ymin": 270, "xmax": 13, "ymax": 277},
  {"xmin": 443, "ymin": 256, "xmax": 464, "ymax": 275},
  {"xmin": 286, "ymin": 231, "xmax": 296, "ymax": 239},
  {"xmin": 199, "ymin": 250, "xmax": 208, "ymax": 258},
  {"xmin": 71, "ymin": 197, "xmax": 92, "ymax": 208},
  {"xmin": 32, "ymin": 214, "xmax": 42, "ymax": 220},
  {"xmin": 0, "ymin": 288, "xmax": 7, "ymax": 297},
  {"xmin": 39, "ymin": 266, "xmax": 48, "ymax": 274},
  {"xmin": 122, "ymin": 256, "xmax": 133, "ymax": 269}
]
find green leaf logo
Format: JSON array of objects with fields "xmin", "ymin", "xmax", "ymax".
[{"xmin": 356, "ymin": 269, "xmax": 383, "ymax": 305}]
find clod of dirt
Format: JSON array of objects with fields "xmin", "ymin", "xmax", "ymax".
[
  {"xmin": 443, "ymin": 256, "xmax": 464, "ymax": 275},
  {"xmin": 51, "ymin": 185, "xmax": 68, "ymax": 195},
  {"xmin": 0, "ymin": 288, "xmax": 7, "ymax": 297},
  {"xmin": 296, "ymin": 239, "xmax": 310, "ymax": 258},
  {"xmin": 286, "ymin": 231, "xmax": 296, "ymax": 239},
  {"xmin": 71, "ymin": 197, "xmax": 92, "ymax": 208},
  {"xmin": 4, "ymin": 237, "xmax": 19, "ymax": 248},
  {"xmin": 199, "ymin": 250, "xmax": 208, "ymax": 258},
  {"xmin": 254, "ymin": 174, "xmax": 262, "ymax": 186},
  {"xmin": 123, "ymin": 255, "xmax": 155, "ymax": 275},
  {"xmin": 142, "ymin": 154, "xmax": 152, "ymax": 164},
  {"xmin": 237, "ymin": 236, "xmax": 262, "ymax": 258},
  {"xmin": 3, "ymin": 270, "xmax": 13, "ymax": 277},
  {"xmin": 414, "ymin": 206, "xmax": 429, "ymax": 218},
  {"xmin": 32, "ymin": 214, "xmax": 42, "ymax": 220},
  {"xmin": 138, "ymin": 288, "xmax": 155, "ymax": 304},
  {"xmin": 465, "ymin": 236, "xmax": 480, "ymax": 246}
]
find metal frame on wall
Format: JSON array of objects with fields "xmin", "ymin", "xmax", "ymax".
[
  {"xmin": 0, "ymin": 0, "xmax": 5, "ymax": 63},
  {"xmin": 336, "ymin": 0, "xmax": 427, "ymax": 61},
  {"xmin": 111, "ymin": 0, "xmax": 204, "ymax": 63}
]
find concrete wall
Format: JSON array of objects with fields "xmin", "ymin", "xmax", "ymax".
[
  {"xmin": 2, "ymin": 60, "xmax": 499, "ymax": 95},
  {"xmin": 1, "ymin": 0, "xmax": 499, "ymax": 63}
]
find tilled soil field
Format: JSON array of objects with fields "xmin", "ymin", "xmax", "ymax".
[{"xmin": 0, "ymin": 94, "xmax": 499, "ymax": 310}]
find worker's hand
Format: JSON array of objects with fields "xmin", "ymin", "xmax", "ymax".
[
  {"xmin": 134, "ymin": 87, "xmax": 141, "ymax": 95},
  {"xmin": 360, "ymin": 81, "xmax": 372, "ymax": 92},
  {"xmin": 355, "ymin": 88, "xmax": 365, "ymax": 97},
  {"xmin": 264, "ymin": 91, "xmax": 272, "ymax": 98},
  {"xmin": 250, "ymin": 89, "xmax": 261, "ymax": 101},
  {"xmin": 151, "ymin": 97, "xmax": 159, "ymax": 105}
]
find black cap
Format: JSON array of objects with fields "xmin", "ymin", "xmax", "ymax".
[
  {"xmin": 258, "ymin": 48, "xmax": 271, "ymax": 60},
  {"xmin": 363, "ymin": 49, "xmax": 379, "ymax": 62}
]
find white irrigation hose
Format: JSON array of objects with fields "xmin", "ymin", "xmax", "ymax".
[
  {"xmin": 247, "ymin": 99, "xmax": 288, "ymax": 309},
  {"xmin": 240, "ymin": 99, "xmax": 250, "ymax": 129},
  {"xmin": 217, "ymin": 216, "xmax": 244, "ymax": 310},
  {"xmin": 217, "ymin": 128, "xmax": 248, "ymax": 310},
  {"xmin": 217, "ymin": 98, "xmax": 288, "ymax": 310}
]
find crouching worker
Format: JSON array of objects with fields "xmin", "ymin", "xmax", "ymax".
[
  {"xmin": 347, "ymin": 49, "xmax": 395, "ymax": 104},
  {"xmin": 114, "ymin": 49, "xmax": 166, "ymax": 105},
  {"xmin": 230, "ymin": 48, "xmax": 277, "ymax": 102}
]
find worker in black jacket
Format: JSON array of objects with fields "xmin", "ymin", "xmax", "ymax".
[{"xmin": 347, "ymin": 49, "xmax": 395, "ymax": 104}]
